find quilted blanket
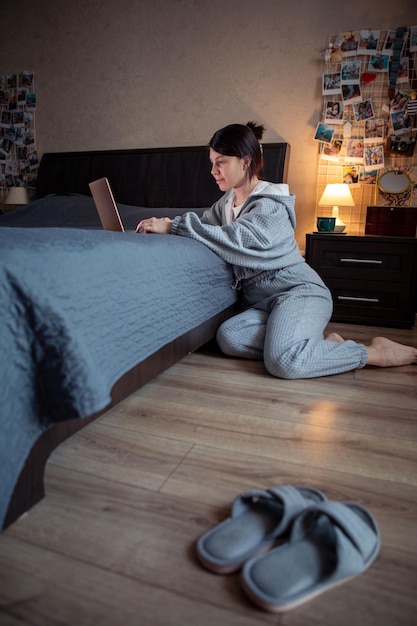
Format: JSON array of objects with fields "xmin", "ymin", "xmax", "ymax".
[{"xmin": 0, "ymin": 226, "xmax": 236, "ymax": 526}]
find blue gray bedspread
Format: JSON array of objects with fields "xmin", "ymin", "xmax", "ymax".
[{"xmin": 0, "ymin": 224, "xmax": 236, "ymax": 526}]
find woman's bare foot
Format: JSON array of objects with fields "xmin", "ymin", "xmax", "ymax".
[
  {"xmin": 366, "ymin": 336, "xmax": 417, "ymax": 367},
  {"xmin": 325, "ymin": 332, "xmax": 345, "ymax": 343}
]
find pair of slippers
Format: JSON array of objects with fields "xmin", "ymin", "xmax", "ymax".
[{"xmin": 196, "ymin": 485, "xmax": 380, "ymax": 613}]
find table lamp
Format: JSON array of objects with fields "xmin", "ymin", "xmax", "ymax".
[
  {"xmin": 318, "ymin": 183, "xmax": 355, "ymax": 232},
  {"xmin": 5, "ymin": 186, "xmax": 29, "ymax": 209}
]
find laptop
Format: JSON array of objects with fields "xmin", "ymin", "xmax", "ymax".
[{"xmin": 89, "ymin": 177, "xmax": 130, "ymax": 232}]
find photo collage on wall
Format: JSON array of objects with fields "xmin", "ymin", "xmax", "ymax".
[
  {"xmin": 0, "ymin": 71, "xmax": 38, "ymax": 195},
  {"xmin": 315, "ymin": 27, "xmax": 417, "ymax": 196}
]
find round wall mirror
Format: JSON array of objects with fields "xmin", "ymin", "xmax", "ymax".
[{"xmin": 377, "ymin": 170, "xmax": 412, "ymax": 194}]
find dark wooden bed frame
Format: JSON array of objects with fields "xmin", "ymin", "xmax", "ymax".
[{"xmin": 3, "ymin": 142, "xmax": 290, "ymax": 530}]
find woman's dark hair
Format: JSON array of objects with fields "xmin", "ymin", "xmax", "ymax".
[{"xmin": 209, "ymin": 121, "xmax": 266, "ymax": 179}]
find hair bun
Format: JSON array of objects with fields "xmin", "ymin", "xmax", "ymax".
[{"xmin": 246, "ymin": 121, "xmax": 266, "ymax": 141}]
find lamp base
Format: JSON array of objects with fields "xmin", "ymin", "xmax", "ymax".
[
  {"xmin": 333, "ymin": 222, "xmax": 346, "ymax": 233},
  {"xmin": 332, "ymin": 207, "xmax": 346, "ymax": 232}
]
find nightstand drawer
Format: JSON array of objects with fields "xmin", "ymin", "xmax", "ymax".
[
  {"xmin": 326, "ymin": 278, "xmax": 410, "ymax": 324},
  {"xmin": 310, "ymin": 239, "xmax": 413, "ymax": 282}
]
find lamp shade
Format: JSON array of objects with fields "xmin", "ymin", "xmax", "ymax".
[
  {"xmin": 5, "ymin": 187, "xmax": 29, "ymax": 205},
  {"xmin": 318, "ymin": 183, "xmax": 355, "ymax": 207}
]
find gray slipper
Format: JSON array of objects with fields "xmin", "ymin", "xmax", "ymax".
[
  {"xmin": 196, "ymin": 485, "xmax": 327, "ymax": 574},
  {"xmin": 241, "ymin": 501, "xmax": 381, "ymax": 612}
]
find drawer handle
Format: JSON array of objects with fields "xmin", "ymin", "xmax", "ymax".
[
  {"xmin": 340, "ymin": 258, "xmax": 383, "ymax": 265},
  {"xmin": 337, "ymin": 296, "xmax": 380, "ymax": 303}
]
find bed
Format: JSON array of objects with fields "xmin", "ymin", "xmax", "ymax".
[{"xmin": 0, "ymin": 142, "xmax": 290, "ymax": 531}]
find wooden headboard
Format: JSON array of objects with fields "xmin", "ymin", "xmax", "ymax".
[{"xmin": 35, "ymin": 143, "xmax": 290, "ymax": 208}]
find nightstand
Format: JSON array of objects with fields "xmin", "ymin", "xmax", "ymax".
[{"xmin": 305, "ymin": 233, "xmax": 417, "ymax": 328}]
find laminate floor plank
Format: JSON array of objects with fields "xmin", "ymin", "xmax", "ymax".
[{"xmin": 42, "ymin": 423, "xmax": 194, "ymax": 492}]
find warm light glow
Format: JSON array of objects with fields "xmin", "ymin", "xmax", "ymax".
[
  {"xmin": 5, "ymin": 187, "xmax": 29, "ymax": 205},
  {"xmin": 318, "ymin": 183, "xmax": 355, "ymax": 208},
  {"xmin": 307, "ymin": 401, "xmax": 340, "ymax": 427}
]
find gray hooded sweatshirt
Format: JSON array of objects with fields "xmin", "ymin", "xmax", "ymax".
[{"xmin": 170, "ymin": 182, "xmax": 305, "ymax": 283}]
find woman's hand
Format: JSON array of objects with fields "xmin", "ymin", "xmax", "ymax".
[{"xmin": 136, "ymin": 217, "xmax": 172, "ymax": 234}]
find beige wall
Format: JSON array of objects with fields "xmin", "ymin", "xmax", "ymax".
[{"xmin": 0, "ymin": 0, "xmax": 415, "ymax": 248}]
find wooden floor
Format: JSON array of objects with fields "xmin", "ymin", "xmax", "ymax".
[{"xmin": 0, "ymin": 321, "xmax": 416, "ymax": 626}]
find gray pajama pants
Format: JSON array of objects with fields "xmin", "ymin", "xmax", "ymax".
[{"xmin": 216, "ymin": 263, "xmax": 368, "ymax": 379}]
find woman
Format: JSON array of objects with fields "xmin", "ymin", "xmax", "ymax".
[{"xmin": 136, "ymin": 122, "xmax": 417, "ymax": 378}]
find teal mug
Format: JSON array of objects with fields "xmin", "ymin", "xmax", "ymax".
[{"xmin": 317, "ymin": 217, "xmax": 336, "ymax": 232}]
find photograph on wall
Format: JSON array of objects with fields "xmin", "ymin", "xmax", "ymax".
[
  {"xmin": 5, "ymin": 159, "xmax": 18, "ymax": 176},
  {"xmin": 390, "ymin": 109, "xmax": 412, "ymax": 134},
  {"xmin": 17, "ymin": 146, "xmax": 27, "ymax": 160},
  {"xmin": 4, "ymin": 127, "xmax": 16, "ymax": 142},
  {"xmin": 7, "ymin": 74, "xmax": 17, "ymax": 89},
  {"xmin": 410, "ymin": 26, "xmax": 417, "ymax": 52},
  {"xmin": 382, "ymin": 29, "xmax": 407, "ymax": 56},
  {"xmin": 360, "ymin": 169, "xmax": 377, "ymax": 184},
  {"xmin": 364, "ymin": 143, "xmax": 385, "ymax": 169},
  {"xmin": 322, "ymin": 72, "xmax": 341, "ymax": 95},
  {"xmin": 28, "ymin": 150, "xmax": 39, "ymax": 170},
  {"xmin": 321, "ymin": 138, "xmax": 343, "ymax": 161},
  {"xmin": 12, "ymin": 111, "xmax": 25, "ymax": 128},
  {"xmin": 25, "ymin": 93, "xmax": 36, "ymax": 111},
  {"xmin": 382, "ymin": 89, "xmax": 409, "ymax": 113},
  {"xmin": 368, "ymin": 54, "xmax": 390, "ymax": 72},
  {"xmin": 15, "ymin": 128, "xmax": 25, "ymax": 147},
  {"xmin": 314, "ymin": 122, "xmax": 335, "ymax": 144},
  {"xmin": 0, "ymin": 137, "xmax": 13, "ymax": 157},
  {"xmin": 20, "ymin": 71, "xmax": 34, "ymax": 89},
  {"xmin": 397, "ymin": 57, "xmax": 409, "ymax": 83},
  {"xmin": 0, "ymin": 111, "xmax": 11, "ymax": 128},
  {"xmin": 341, "ymin": 60, "xmax": 361, "ymax": 83},
  {"xmin": 342, "ymin": 83, "xmax": 362, "ymax": 105},
  {"xmin": 17, "ymin": 89, "xmax": 26, "ymax": 106},
  {"xmin": 8, "ymin": 92, "xmax": 18, "ymax": 111},
  {"xmin": 357, "ymin": 30, "xmax": 380, "ymax": 53},
  {"xmin": 364, "ymin": 118, "xmax": 385, "ymax": 142},
  {"xmin": 338, "ymin": 31, "xmax": 359, "ymax": 56},
  {"xmin": 345, "ymin": 138, "xmax": 364, "ymax": 162},
  {"xmin": 324, "ymin": 100, "xmax": 344, "ymax": 124},
  {"xmin": 343, "ymin": 165, "xmax": 360, "ymax": 184},
  {"xmin": 353, "ymin": 99, "xmax": 374, "ymax": 122},
  {"xmin": 24, "ymin": 127, "xmax": 35, "ymax": 149}
]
